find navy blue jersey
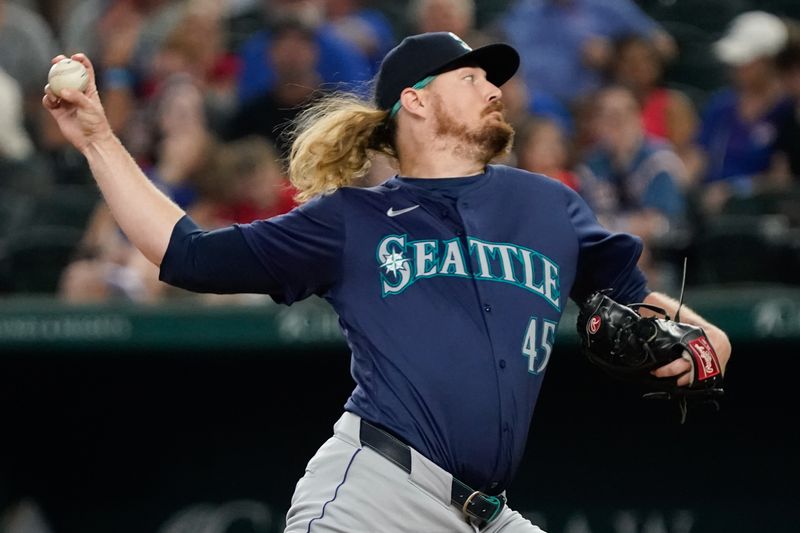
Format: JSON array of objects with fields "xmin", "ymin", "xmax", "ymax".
[{"xmin": 160, "ymin": 164, "xmax": 647, "ymax": 493}]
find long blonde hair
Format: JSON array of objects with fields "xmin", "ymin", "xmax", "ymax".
[{"xmin": 287, "ymin": 93, "xmax": 397, "ymax": 203}]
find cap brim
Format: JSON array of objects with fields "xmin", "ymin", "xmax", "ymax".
[
  {"xmin": 431, "ymin": 43, "xmax": 520, "ymax": 88},
  {"xmin": 714, "ymin": 38, "xmax": 756, "ymax": 66}
]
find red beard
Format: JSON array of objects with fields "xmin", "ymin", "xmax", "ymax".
[{"xmin": 432, "ymin": 97, "xmax": 515, "ymax": 164}]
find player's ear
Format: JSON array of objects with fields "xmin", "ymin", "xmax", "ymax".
[{"xmin": 398, "ymin": 88, "xmax": 428, "ymax": 118}]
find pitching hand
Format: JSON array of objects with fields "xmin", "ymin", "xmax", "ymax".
[{"xmin": 42, "ymin": 54, "xmax": 113, "ymax": 153}]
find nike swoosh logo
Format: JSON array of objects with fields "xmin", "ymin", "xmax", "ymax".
[{"xmin": 386, "ymin": 205, "xmax": 420, "ymax": 217}]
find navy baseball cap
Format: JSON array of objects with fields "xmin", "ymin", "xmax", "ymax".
[{"xmin": 375, "ymin": 32, "xmax": 520, "ymax": 114}]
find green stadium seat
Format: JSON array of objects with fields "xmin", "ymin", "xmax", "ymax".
[
  {"xmin": 0, "ymin": 191, "xmax": 34, "ymax": 242},
  {"xmin": 689, "ymin": 214, "xmax": 799, "ymax": 285},
  {"xmin": 722, "ymin": 185, "xmax": 800, "ymax": 227},
  {"xmin": 640, "ymin": 0, "xmax": 753, "ymax": 34},
  {"xmin": 0, "ymin": 156, "xmax": 55, "ymax": 196},
  {"xmin": 30, "ymin": 185, "xmax": 100, "ymax": 230},
  {"xmin": 0, "ymin": 225, "xmax": 83, "ymax": 293},
  {"xmin": 661, "ymin": 20, "xmax": 729, "ymax": 93},
  {"xmin": 757, "ymin": 0, "xmax": 800, "ymax": 19}
]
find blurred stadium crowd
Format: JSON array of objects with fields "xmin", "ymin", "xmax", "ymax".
[{"xmin": 1, "ymin": 0, "xmax": 800, "ymax": 304}]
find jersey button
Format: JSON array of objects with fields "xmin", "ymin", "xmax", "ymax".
[
  {"xmin": 483, "ymin": 304, "xmax": 492, "ymax": 312},
  {"xmin": 455, "ymin": 229, "xmax": 464, "ymax": 236},
  {"xmin": 499, "ymin": 359, "xmax": 506, "ymax": 369}
]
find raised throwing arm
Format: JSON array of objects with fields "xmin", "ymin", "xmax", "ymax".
[{"xmin": 42, "ymin": 53, "xmax": 184, "ymax": 266}]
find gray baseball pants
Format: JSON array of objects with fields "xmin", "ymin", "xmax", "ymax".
[{"xmin": 285, "ymin": 412, "xmax": 546, "ymax": 532}]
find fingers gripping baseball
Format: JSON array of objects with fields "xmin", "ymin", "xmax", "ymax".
[{"xmin": 42, "ymin": 54, "xmax": 113, "ymax": 152}]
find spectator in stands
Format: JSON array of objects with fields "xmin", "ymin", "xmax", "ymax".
[
  {"xmin": 771, "ymin": 17, "xmax": 800, "ymax": 187},
  {"xmin": 501, "ymin": 73, "xmax": 573, "ymax": 134},
  {"xmin": 60, "ymin": 74, "xmax": 216, "ymax": 303},
  {"xmin": 578, "ymin": 86, "xmax": 687, "ymax": 287},
  {"xmin": 696, "ymin": 11, "xmax": 793, "ymax": 212},
  {"xmin": 223, "ymin": 17, "xmax": 323, "ymax": 158},
  {"xmin": 514, "ymin": 117, "xmax": 579, "ymax": 191},
  {"xmin": 578, "ymin": 86, "xmax": 686, "ymax": 245},
  {"xmin": 58, "ymin": 204, "xmax": 154, "ymax": 302},
  {"xmin": 0, "ymin": 67, "xmax": 34, "ymax": 164},
  {"xmin": 96, "ymin": 1, "xmax": 246, "ymax": 172},
  {"xmin": 0, "ymin": 0, "xmax": 60, "ymax": 184},
  {"xmin": 0, "ymin": 0, "xmax": 58, "ymax": 99},
  {"xmin": 60, "ymin": 1, "xmax": 240, "ymax": 139},
  {"xmin": 47, "ymin": 0, "xmax": 189, "ymax": 184},
  {"xmin": 145, "ymin": 1, "xmax": 240, "ymax": 130},
  {"xmin": 62, "ymin": 0, "xmax": 184, "ymax": 73},
  {"xmin": 60, "ymin": 0, "xmax": 182, "ymax": 102},
  {"xmin": 189, "ymin": 136, "xmax": 296, "ymax": 228},
  {"xmin": 143, "ymin": 74, "xmax": 215, "ymax": 209},
  {"xmin": 610, "ymin": 34, "xmax": 700, "ymax": 186},
  {"xmin": 500, "ymin": 0, "xmax": 676, "ymax": 106},
  {"xmin": 0, "ymin": 65, "xmax": 52, "ymax": 197},
  {"xmin": 410, "ymin": 0, "xmax": 490, "ymax": 47},
  {"xmin": 325, "ymin": 0, "xmax": 395, "ymax": 75},
  {"xmin": 62, "ymin": 0, "xmax": 148, "ymax": 139},
  {"xmin": 236, "ymin": 0, "xmax": 371, "ymax": 103},
  {"xmin": 60, "ymin": 136, "xmax": 294, "ymax": 303}
]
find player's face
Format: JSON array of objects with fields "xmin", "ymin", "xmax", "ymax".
[{"xmin": 427, "ymin": 67, "xmax": 514, "ymax": 162}]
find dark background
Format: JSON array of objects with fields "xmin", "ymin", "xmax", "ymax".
[{"xmin": 0, "ymin": 338, "xmax": 796, "ymax": 533}]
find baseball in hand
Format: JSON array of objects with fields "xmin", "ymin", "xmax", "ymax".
[{"xmin": 48, "ymin": 58, "xmax": 89, "ymax": 97}]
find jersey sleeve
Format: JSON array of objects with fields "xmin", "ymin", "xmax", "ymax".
[
  {"xmin": 159, "ymin": 192, "xmax": 344, "ymax": 304},
  {"xmin": 565, "ymin": 186, "xmax": 649, "ymax": 304}
]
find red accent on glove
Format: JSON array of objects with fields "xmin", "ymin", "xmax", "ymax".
[{"xmin": 687, "ymin": 336, "xmax": 721, "ymax": 381}]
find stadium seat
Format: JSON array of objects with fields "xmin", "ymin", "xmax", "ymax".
[
  {"xmin": 757, "ymin": 0, "xmax": 800, "ymax": 19},
  {"xmin": 0, "ymin": 191, "xmax": 34, "ymax": 243},
  {"xmin": 722, "ymin": 185, "xmax": 800, "ymax": 226},
  {"xmin": 30, "ymin": 185, "xmax": 100, "ymax": 230},
  {"xmin": 640, "ymin": 0, "xmax": 753, "ymax": 34},
  {"xmin": 661, "ymin": 20, "xmax": 729, "ymax": 94},
  {"xmin": 0, "ymin": 156, "xmax": 55, "ymax": 196},
  {"xmin": 688, "ymin": 214, "xmax": 799, "ymax": 285},
  {"xmin": 0, "ymin": 226, "xmax": 83, "ymax": 293}
]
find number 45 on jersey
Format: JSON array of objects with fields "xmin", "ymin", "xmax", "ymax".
[{"xmin": 522, "ymin": 316, "xmax": 557, "ymax": 374}]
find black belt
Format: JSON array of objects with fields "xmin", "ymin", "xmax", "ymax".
[{"xmin": 359, "ymin": 419, "xmax": 505, "ymax": 528}]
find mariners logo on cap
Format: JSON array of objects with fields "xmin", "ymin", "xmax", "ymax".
[{"xmin": 448, "ymin": 32, "xmax": 472, "ymax": 51}]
